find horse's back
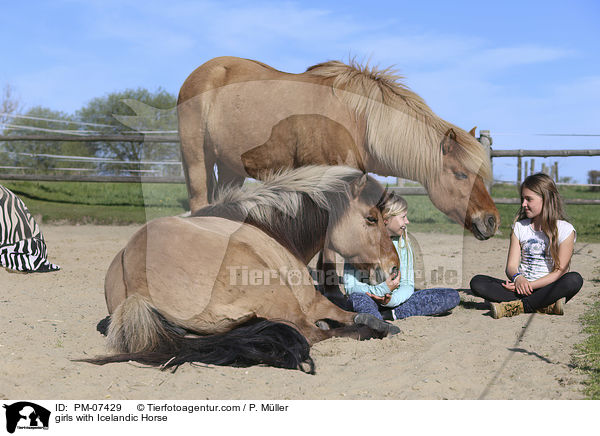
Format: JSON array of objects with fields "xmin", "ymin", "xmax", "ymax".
[
  {"xmin": 177, "ymin": 57, "xmax": 316, "ymax": 209},
  {"xmin": 118, "ymin": 216, "xmax": 241, "ymax": 319},
  {"xmin": 178, "ymin": 57, "xmax": 294, "ymax": 104},
  {"xmin": 111, "ymin": 215, "xmax": 317, "ymax": 333},
  {"xmin": 178, "ymin": 57, "xmax": 360, "ymax": 176}
]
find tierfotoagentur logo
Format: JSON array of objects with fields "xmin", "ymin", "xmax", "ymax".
[
  {"xmin": 2, "ymin": 402, "xmax": 50, "ymax": 433},
  {"xmin": 226, "ymin": 265, "xmax": 460, "ymax": 287},
  {"xmin": 227, "ymin": 265, "xmax": 338, "ymax": 286}
]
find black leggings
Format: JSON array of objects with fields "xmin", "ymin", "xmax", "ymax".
[{"xmin": 470, "ymin": 272, "xmax": 583, "ymax": 313}]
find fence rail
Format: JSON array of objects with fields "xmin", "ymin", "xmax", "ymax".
[
  {"xmin": 488, "ymin": 197, "xmax": 600, "ymax": 205},
  {"xmin": 0, "ymin": 134, "xmax": 179, "ymax": 142},
  {"xmin": 1, "ymin": 133, "xmax": 598, "ymax": 204},
  {"xmin": 385, "ymin": 189, "xmax": 600, "ymax": 204},
  {"xmin": 0, "ymin": 174, "xmax": 185, "ymax": 183},
  {"xmin": 2, "ymin": 134, "xmax": 597, "ymax": 153},
  {"xmin": 491, "ymin": 149, "xmax": 600, "ymax": 157}
]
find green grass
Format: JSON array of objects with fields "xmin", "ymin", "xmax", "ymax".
[
  {"xmin": 489, "ymin": 183, "xmax": 600, "ymax": 242},
  {"xmin": 492, "ymin": 183, "xmax": 600, "ymax": 200},
  {"xmin": 1, "ymin": 180, "xmax": 598, "ymax": 241},
  {"xmin": 572, "ymin": 265, "xmax": 600, "ymax": 399},
  {"xmin": 1, "ymin": 180, "xmax": 188, "ymax": 224},
  {"xmin": 403, "ymin": 183, "xmax": 599, "ymax": 242},
  {"xmin": 573, "ymin": 301, "xmax": 600, "ymax": 399}
]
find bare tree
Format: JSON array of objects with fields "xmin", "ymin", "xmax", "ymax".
[{"xmin": 0, "ymin": 84, "xmax": 23, "ymax": 129}]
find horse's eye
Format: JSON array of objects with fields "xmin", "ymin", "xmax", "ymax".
[
  {"xmin": 455, "ymin": 171, "xmax": 468, "ymax": 180},
  {"xmin": 366, "ymin": 216, "xmax": 378, "ymax": 224}
]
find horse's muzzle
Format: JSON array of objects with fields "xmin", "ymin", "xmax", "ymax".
[{"xmin": 471, "ymin": 214, "xmax": 498, "ymax": 240}]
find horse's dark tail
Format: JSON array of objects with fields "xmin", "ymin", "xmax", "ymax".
[{"xmin": 78, "ymin": 294, "xmax": 315, "ymax": 374}]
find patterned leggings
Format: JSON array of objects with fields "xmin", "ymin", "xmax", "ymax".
[{"xmin": 348, "ymin": 288, "xmax": 460, "ymax": 320}]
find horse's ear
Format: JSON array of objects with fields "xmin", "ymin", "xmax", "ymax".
[
  {"xmin": 441, "ymin": 128, "xmax": 457, "ymax": 155},
  {"xmin": 468, "ymin": 126, "xmax": 477, "ymax": 137},
  {"xmin": 351, "ymin": 173, "xmax": 368, "ymax": 197}
]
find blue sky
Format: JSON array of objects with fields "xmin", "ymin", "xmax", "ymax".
[{"xmin": 2, "ymin": 0, "xmax": 599, "ymax": 182}]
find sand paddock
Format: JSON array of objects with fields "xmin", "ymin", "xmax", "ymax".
[{"xmin": 1, "ymin": 224, "xmax": 598, "ymax": 400}]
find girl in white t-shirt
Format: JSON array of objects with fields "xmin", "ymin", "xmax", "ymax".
[{"xmin": 470, "ymin": 173, "xmax": 583, "ymax": 318}]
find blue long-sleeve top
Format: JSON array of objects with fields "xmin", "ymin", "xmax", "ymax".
[{"xmin": 343, "ymin": 236, "xmax": 414, "ymax": 308}]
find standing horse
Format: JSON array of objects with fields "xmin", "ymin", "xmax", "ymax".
[
  {"xmin": 82, "ymin": 166, "xmax": 400, "ymax": 373},
  {"xmin": 177, "ymin": 56, "xmax": 499, "ymax": 240}
]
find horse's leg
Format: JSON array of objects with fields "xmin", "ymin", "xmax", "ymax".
[
  {"xmin": 178, "ymin": 105, "xmax": 216, "ymax": 212},
  {"xmin": 251, "ymin": 287, "xmax": 398, "ymax": 345},
  {"xmin": 217, "ymin": 162, "xmax": 245, "ymax": 190},
  {"xmin": 317, "ymin": 248, "xmax": 347, "ymax": 305},
  {"xmin": 305, "ymin": 290, "xmax": 401, "ymax": 337},
  {"xmin": 306, "ymin": 288, "xmax": 355, "ymax": 324},
  {"xmin": 267, "ymin": 316, "xmax": 384, "ymax": 345}
]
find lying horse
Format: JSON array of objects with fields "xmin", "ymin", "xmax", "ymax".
[
  {"xmin": 82, "ymin": 166, "xmax": 400, "ymax": 373},
  {"xmin": 177, "ymin": 56, "xmax": 499, "ymax": 239}
]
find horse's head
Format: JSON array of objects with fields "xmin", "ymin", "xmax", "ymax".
[
  {"xmin": 327, "ymin": 174, "xmax": 399, "ymax": 284},
  {"xmin": 425, "ymin": 128, "xmax": 500, "ymax": 240}
]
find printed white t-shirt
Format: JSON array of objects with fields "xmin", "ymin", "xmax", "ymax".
[{"xmin": 512, "ymin": 219, "xmax": 576, "ymax": 280}]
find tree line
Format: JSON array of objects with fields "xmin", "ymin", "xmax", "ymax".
[{"xmin": 0, "ymin": 85, "xmax": 180, "ymax": 176}]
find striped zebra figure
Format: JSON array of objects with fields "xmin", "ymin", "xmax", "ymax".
[{"xmin": 0, "ymin": 185, "xmax": 60, "ymax": 273}]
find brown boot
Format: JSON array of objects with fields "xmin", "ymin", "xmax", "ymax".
[
  {"xmin": 489, "ymin": 300, "xmax": 524, "ymax": 319},
  {"xmin": 536, "ymin": 297, "xmax": 565, "ymax": 315}
]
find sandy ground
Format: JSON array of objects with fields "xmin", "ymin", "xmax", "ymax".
[{"xmin": 1, "ymin": 224, "xmax": 598, "ymax": 400}]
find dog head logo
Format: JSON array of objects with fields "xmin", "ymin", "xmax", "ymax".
[{"xmin": 3, "ymin": 402, "xmax": 50, "ymax": 433}]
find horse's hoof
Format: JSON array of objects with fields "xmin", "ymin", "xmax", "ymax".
[
  {"xmin": 354, "ymin": 313, "xmax": 401, "ymax": 337},
  {"xmin": 387, "ymin": 324, "xmax": 401, "ymax": 336}
]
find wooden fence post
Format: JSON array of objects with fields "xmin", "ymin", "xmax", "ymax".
[
  {"xmin": 478, "ymin": 129, "xmax": 493, "ymax": 192},
  {"xmin": 530, "ymin": 159, "xmax": 535, "ymax": 175},
  {"xmin": 517, "ymin": 155, "xmax": 522, "ymax": 185}
]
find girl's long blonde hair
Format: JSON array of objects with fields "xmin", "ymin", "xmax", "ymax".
[
  {"xmin": 383, "ymin": 193, "xmax": 412, "ymax": 266},
  {"xmin": 516, "ymin": 173, "xmax": 568, "ymax": 270}
]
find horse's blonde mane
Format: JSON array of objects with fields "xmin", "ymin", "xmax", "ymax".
[
  {"xmin": 306, "ymin": 60, "xmax": 491, "ymax": 185},
  {"xmin": 209, "ymin": 165, "xmax": 364, "ymax": 226}
]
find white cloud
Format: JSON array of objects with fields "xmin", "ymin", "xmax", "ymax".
[
  {"xmin": 540, "ymin": 75, "xmax": 600, "ymax": 133},
  {"xmin": 348, "ymin": 33, "xmax": 486, "ymax": 69},
  {"xmin": 85, "ymin": 8, "xmax": 196, "ymax": 55},
  {"xmin": 79, "ymin": 1, "xmax": 371, "ymax": 62},
  {"xmin": 8, "ymin": 2, "xmax": 593, "ymax": 132},
  {"xmin": 459, "ymin": 45, "xmax": 574, "ymax": 72}
]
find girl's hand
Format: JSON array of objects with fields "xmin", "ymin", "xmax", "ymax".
[
  {"xmin": 385, "ymin": 273, "xmax": 401, "ymax": 291},
  {"xmin": 366, "ymin": 292, "xmax": 391, "ymax": 305},
  {"xmin": 514, "ymin": 275, "xmax": 533, "ymax": 296},
  {"xmin": 502, "ymin": 280, "xmax": 516, "ymax": 291}
]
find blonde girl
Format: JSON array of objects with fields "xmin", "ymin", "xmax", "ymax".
[
  {"xmin": 470, "ymin": 173, "xmax": 583, "ymax": 318},
  {"xmin": 343, "ymin": 192, "xmax": 459, "ymax": 320}
]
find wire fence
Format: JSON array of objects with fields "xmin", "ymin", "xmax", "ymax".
[{"xmin": 0, "ymin": 132, "xmax": 598, "ymax": 204}]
